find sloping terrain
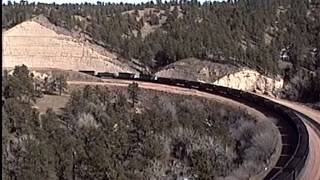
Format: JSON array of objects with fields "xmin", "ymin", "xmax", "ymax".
[
  {"xmin": 3, "ymin": 15, "xmax": 138, "ymax": 73},
  {"xmin": 156, "ymin": 58, "xmax": 319, "ymax": 102},
  {"xmin": 156, "ymin": 58, "xmax": 238, "ymax": 81},
  {"xmin": 213, "ymin": 69, "xmax": 283, "ymax": 97},
  {"xmin": 156, "ymin": 58, "xmax": 284, "ymax": 97},
  {"xmin": 2, "ymin": 2, "xmax": 319, "ymax": 103},
  {"xmin": 122, "ymin": 6, "xmax": 183, "ymax": 38}
]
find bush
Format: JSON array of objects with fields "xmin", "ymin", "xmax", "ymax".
[{"xmin": 2, "ymin": 83, "xmax": 279, "ymax": 179}]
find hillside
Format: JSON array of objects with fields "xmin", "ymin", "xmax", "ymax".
[
  {"xmin": 2, "ymin": 66, "xmax": 280, "ymax": 179},
  {"xmin": 3, "ymin": 15, "xmax": 139, "ymax": 73},
  {"xmin": 2, "ymin": 0, "xmax": 320, "ymax": 102},
  {"xmin": 156, "ymin": 58, "xmax": 239, "ymax": 81},
  {"xmin": 156, "ymin": 58, "xmax": 284, "ymax": 97},
  {"xmin": 121, "ymin": 6, "xmax": 183, "ymax": 38}
]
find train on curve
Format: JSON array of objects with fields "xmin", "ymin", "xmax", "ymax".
[{"xmin": 79, "ymin": 70, "xmax": 309, "ymax": 180}]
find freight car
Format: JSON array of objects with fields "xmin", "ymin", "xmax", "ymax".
[
  {"xmin": 138, "ymin": 74, "xmax": 153, "ymax": 81},
  {"xmin": 78, "ymin": 70, "xmax": 308, "ymax": 180},
  {"xmin": 79, "ymin": 70, "xmax": 95, "ymax": 76},
  {"xmin": 118, "ymin": 72, "xmax": 135, "ymax": 79},
  {"xmin": 157, "ymin": 77, "xmax": 173, "ymax": 85},
  {"xmin": 97, "ymin": 72, "xmax": 115, "ymax": 78},
  {"xmin": 189, "ymin": 81, "xmax": 201, "ymax": 89},
  {"xmin": 172, "ymin": 78, "xmax": 189, "ymax": 88}
]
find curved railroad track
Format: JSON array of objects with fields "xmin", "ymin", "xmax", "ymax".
[
  {"xmin": 68, "ymin": 77, "xmax": 319, "ymax": 180},
  {"xmin": 257, "ymin": 96, "xmax": 320, "ymax": 180}
]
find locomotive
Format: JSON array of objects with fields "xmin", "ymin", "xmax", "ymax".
[
  {"xmin": 79, "ymin": 70, "xmax": 203, "ymax": 89},
  {"xmin": 78, "ymin": 69, "xmax": 309, "ymax": 180}
]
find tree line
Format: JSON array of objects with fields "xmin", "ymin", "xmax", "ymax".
[
  {"xmin": 2, "ymin": 65, "xmax": 279, "ymax": 179},
  {"xmin": 2, "ymin": 0, "xmax": 320, "ymax": 101},
  {"xmin": 3, "ymin": 0, "xmax": 319, "ymax": 74}
]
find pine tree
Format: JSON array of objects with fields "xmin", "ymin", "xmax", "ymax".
[
  {"xmin": 127, "ymin": 82, "xmax": 139, "ymax": 108},
  {"xmin": 4, "ymin": 65, "xmax": 37, "ymax": 103},
  {"xmin": 56, "ymin": 75, "xmax": 68, "ymax": 96}
]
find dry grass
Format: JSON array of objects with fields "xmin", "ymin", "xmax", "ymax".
[{"xmin": 34, "ymin": 94, "xmax": 69, "ymax": 114}]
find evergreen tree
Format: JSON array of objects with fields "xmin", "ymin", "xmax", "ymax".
[
  {"xmin": 56, "ymin": 75, "xmax": 68, "ymax": 96},
  {"xmin": 4, "ymin": 65, "xmax": 37, "ymax": 103},
  {"xmin": 127, "ymin": 82, "xmax": 139, "ymax": 108}
]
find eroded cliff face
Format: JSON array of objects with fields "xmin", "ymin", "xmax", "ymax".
[
  {"xmin": 200, "ymin": 68, "xmax": 318, "ymax": 102},
  {"xmin": 156, "ymin": 58, "xmax": 320, "ymax": 102},
  {"xmin": 3, "ymin": 15, "xmax": 138, "ymax": 73},
  {"xmin": 157, "ymin": 59, "xmax": 285, "ymax": 98},
  {"xmin": 213, "ymin": 69, "xmax": 284, "ymax": 97}
]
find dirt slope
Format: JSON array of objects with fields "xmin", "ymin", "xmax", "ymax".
[
  {"xmin": 3, "ymin": 15, "xmax": 137, "ymax": 73},
  {"xmin": 156, "ymin": 58, "xmax": 284, "ymax": 97}
]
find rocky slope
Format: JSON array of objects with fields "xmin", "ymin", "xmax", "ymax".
[
  {"xmin": 155, "ymin": 58, "xmax": 238, "ymax": 82},
  {"xmin": 156, "ymin": 58, "xmax": 284, "ymax": 98},
  {"xmin": 156, "ymin": 58, "xmax": 320, "ymax": 102},
  {"xmin": 3, "ymin": 15, "xmax": 318, "ymax": 103},
  {"xmin": 122, "ymin": 6, "xmax": 183, "ymax": 38},
  {"xmin": 213, "ymin": 69, "xmax": 283, "ymax": 97},
  {"xmin": 3, "ymin": 15, "xmax": 138, "ymax": 73}
]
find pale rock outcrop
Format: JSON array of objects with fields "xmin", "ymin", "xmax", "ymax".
[
  {"xmin": 157, "ymin": 58, "xmax": 284, "ymax": 97},
  {"xmin": 3, "ymin": 15, "xmax": 137, "ymax": 73},
  {"xmin": 213, "ymin": 69, "xmax": 284, "ymax": 97},
  {"xmin": 32, "ymin": 71, "xmax": 49, "ymax": 80},
  {"xmin": 8, "ymin": 69, "xmax": 51, "ymax": 82}
]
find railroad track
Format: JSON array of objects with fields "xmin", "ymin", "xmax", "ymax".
[
  {"xmin": 175, "ymin": 82, "xmax": 309, "ymax": 180},
  {"xmin": 297, "ymin": 114, "xmax": 320, "ymax": 180},
  {"xmin": 72, "ymin": 71, "xmax": 311, "ymax": 179}
]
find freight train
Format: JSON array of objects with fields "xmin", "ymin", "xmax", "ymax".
[
  {"xmin": 80, "ymin": 70, "xmax": 208, "ymax": 89},
  {"xmin": 79, "ymin": 70, "xmax": 240, "ymax": 97},
  {"xmin": 78, "ymin": 70, "xmax": 309, "ymax": 180}
]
